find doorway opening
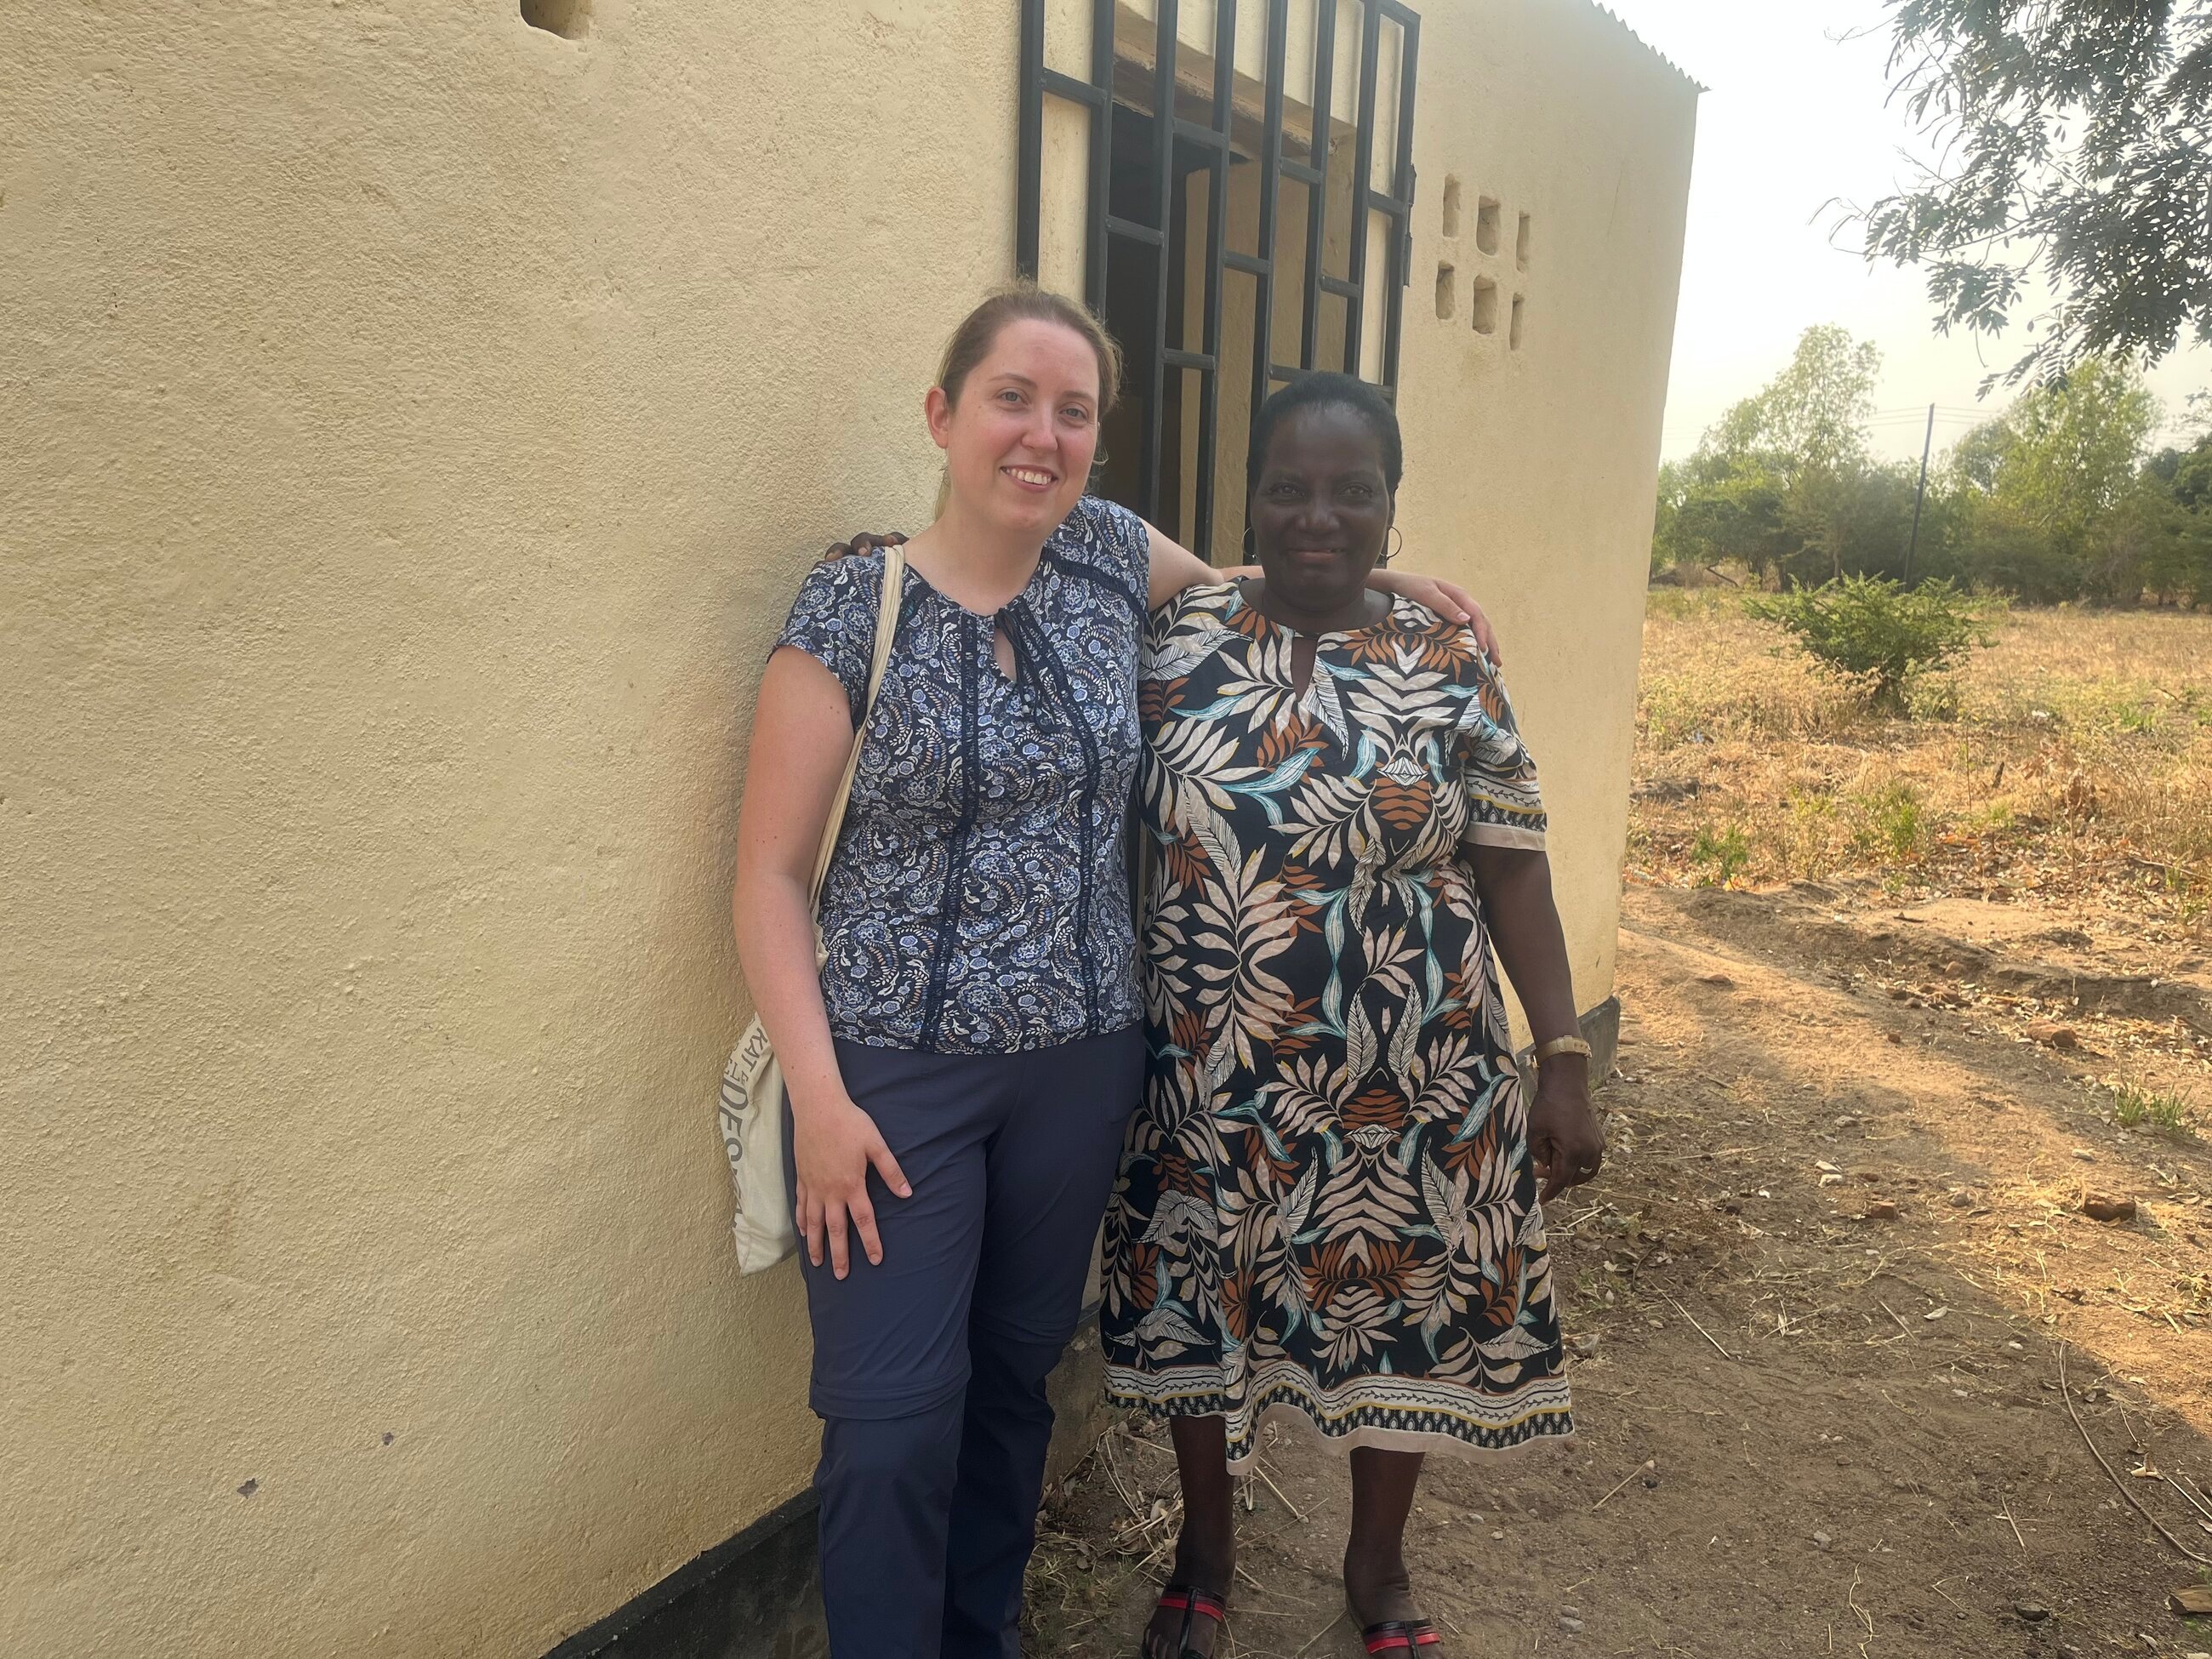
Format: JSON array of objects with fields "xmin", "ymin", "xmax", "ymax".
[{"xmin": 1018, "ymin": 0, "xmax": 1422, "ymax": 560}]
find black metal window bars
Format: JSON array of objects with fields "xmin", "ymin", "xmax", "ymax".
[{"xmin": 1016, "ymin": 0, "xmax": 1422, "ymax": 561}]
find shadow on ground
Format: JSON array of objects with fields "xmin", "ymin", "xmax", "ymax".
[{"xmin": 1023, "ymin": 882, "xmax": 2212, "ymax": 1658}]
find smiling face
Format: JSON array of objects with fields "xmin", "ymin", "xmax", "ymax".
[
  {"xmin": 926, "ymin": 316, "xmax": 1102, "ymax": 539},
  {"xmin": 1248, "ymin": 401, "xmax": 1396, "ymax": 617}
]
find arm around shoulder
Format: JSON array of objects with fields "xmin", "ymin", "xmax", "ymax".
[{"xmin": 1141, "ymin": 516, "xmax": 1223, "ymax": 611}]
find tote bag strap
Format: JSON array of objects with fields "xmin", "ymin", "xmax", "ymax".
[{"xmin": 807, "ymin": 544, "xmax": 906, "ymax": 908}]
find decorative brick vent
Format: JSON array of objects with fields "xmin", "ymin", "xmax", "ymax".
[
  {"xmin": 1476, "ymin": 197, "xmax": 1501, "ymax": 255},
  {"xmin": 521, "ymin": 0, "xmax": 589, "ymax": 39},
  {"xmin": 1470, "ymin": 276, "xmax": 1499, "ymax": 336}
]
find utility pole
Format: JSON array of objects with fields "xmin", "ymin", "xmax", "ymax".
[{"xmin": 1904, "ymin": 402, "xmax": 1935, "ymax": 584}]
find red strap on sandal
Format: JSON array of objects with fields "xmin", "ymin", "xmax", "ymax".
[
  {"xmin": 1361, "ymin": 1620, "xmax": 1441, "ymax": 1653},
  {"xmin": 1156, "ymin": 1584, "xmax": 1229, "ymax": 1622},
  {"xmin": 1156, "ymin": 1582, "xmax": 1230, "ymax": 1656}
]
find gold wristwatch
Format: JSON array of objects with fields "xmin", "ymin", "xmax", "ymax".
[{"xmin": 1532, "ymin": 1035, "xmax": 1593, "ymax": 1064}]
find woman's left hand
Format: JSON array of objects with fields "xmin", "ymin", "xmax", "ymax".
[
  {"xmin": 1527, "ymin": 1061, "xmax": 1605, "ymax": 1204},
  {"xmin": 819, "ymin": 531, "xmax": 908, "ymax": 562}
]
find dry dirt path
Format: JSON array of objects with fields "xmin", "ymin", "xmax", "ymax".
[{"xmin": 1024, "ymin": 883, "xmax": 2212, "ymax": 1659}]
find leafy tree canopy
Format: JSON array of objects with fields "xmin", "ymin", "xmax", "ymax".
[
  {"xmin": 1947, "ymin": 358, "xmax": 2162, "ymax": 545},
  {"xmin": 1656, "ymin": 327, "xmax": 1896, "ymax": 584},
  {"xmin": 1855, "ymin": 0, "xmax": 2212, "ymax": 388},
  {"xmin": 1651, "ymin": 337, "xmax": 2210, "ymax": 607},
  {"xmin": 1700, "ymin": 324, "xmax": 1884, "ymax": 481}
]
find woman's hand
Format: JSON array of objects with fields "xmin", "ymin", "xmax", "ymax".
[
  {"xmin": 1527, "ymin": 1057, "xmax": 1605, "ymax": 1204},
  {"xmin": 790, "ymin": 1092, "xmax": 913, "ymax": 1279},
  {"xmin": 1369, "ymin": 568, "xmax": 1502, "ymax": 664},
  {"xmin": 820, "ymin": 531, "xmax": 909, "ymax": 562}
]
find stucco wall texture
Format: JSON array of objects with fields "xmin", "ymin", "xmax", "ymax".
[
  {"xmin": 1, "ymin": 3, "xmax": 1693, "ymax": 1656},
  {"xmin": 1394, "ymin": 0, "xmax": 1698, "ymax": 1028},
  {"xmin": 3, "ymin": 3, "xmax": 1017, "ymax": 1655}
]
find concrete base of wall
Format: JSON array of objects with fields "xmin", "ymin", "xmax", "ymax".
[
  {"xmin": 546, "ymin": 1000, "xmax": 1619, "ymax": 1659},
  {"xmin": 543, "ymin": 1325, "xmax": 1109, "ymax": 1659},
  {"xmin": 543, "ymin": 1485, "xmax": 825, "ymax": 1659},
  {"xmin": 1519, "ymin": 994, "xmax": 1622, "ymax": 1088}
]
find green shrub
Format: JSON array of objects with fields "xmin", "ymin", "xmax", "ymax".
[
  {"xmin": 1850, "ymin": 782, "xmax": 1930, "ymax": 862},
  {"xmin": 1745, "ymin": 576, "xmax": 1993, "ymax": 711},
  {"xmin": 1690, "ymin": 824, "xmax": 1751, "ymax": 887}
]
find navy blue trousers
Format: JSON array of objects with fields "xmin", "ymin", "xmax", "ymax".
[{"xmin": 785, "ymin": 1027, "xmax": 1143, "ymax": 1659}]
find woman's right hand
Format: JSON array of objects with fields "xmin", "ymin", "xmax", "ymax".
[{"xmin": 790, "ymin": 1093, "xmax": 913, "ymax": 1278}]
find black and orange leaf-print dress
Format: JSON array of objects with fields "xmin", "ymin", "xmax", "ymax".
[{"xmin": 1099, "ymin": 583, "xmax": 1574, "ymax": 1467}]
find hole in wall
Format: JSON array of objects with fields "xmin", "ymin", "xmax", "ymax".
[
  {"xmin": 1442, "ymin": 176, "xmax": 1462, "ymax": 240},
  {"xmin": 1435, "ymin": 262, "xmax": 1457, "ymax": 320},
  {"xmin": 1475, "ymin": 197, "xmax": 1502, "ymax": 256},
  {"xmin": 521, "ymin": 0, "xmax": 590, "ymax": 38},
  {"xmin": 1510, "ymin": 294, "xmax": 1525, "ymax": 349},
  {"xmin": 1517, "ymin": 212, "xmax": 1532, "ymax": 269},
  {"xmin": 1470, "ymin": 277, "xmax": 1499, "ymax": 336}
]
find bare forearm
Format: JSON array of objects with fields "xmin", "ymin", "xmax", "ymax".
[
  {"xmin": 731, "ymin": 874, "xmax": 847, "ymax": 1115},
  {"xmin": 1470, "ymin": 846, "xmax": 1605, "ymax": 1197},
  {"xmin": 732, "ymin": 646, "xmax": 866, "ymax": 1116},
  {"xmin": 1468, "ymin": 848, "xmax": 1579, "ymax": 1043}
]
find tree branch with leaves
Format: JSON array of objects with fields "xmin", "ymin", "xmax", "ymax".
[{"xmin": 1842, "ymin": 0, "xmax": 2212, "ymax": 390}]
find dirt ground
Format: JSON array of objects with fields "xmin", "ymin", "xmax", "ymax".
[{"xmin": 1021, "ymin": 607, "xmax": 2212, "ymax": 1658}]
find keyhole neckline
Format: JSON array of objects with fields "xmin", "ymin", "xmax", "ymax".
[
  {"xmin": 899, "ymin": 548, "xmax": 1049, "ymax": 624},
  {"xmin": 901, "ymin": 557, "xmax": 1047, "ymax": 687}
]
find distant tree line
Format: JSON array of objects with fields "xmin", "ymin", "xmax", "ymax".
[{"xmin": 1652, "ymin": 326, "xmax": 2212, "ymax": 606}]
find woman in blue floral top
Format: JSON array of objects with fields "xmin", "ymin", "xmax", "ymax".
[{"xmin": 731, "ymin": 288, "xmax": 1495, "ymax": 1659}]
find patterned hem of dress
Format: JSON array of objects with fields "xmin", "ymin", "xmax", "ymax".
[{"xmin": 1103, "ymin": 1361, "xmax": 1575, "ymax": 1471}]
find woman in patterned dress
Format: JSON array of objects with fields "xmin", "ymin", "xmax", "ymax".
[
  {"xmin": 1103, "ymin": 374, "xmax": 1607, "ymax": 1658},
  {"xmin": 733, "ymin": 292, "xmax": 1497, "ymax": 1659}
]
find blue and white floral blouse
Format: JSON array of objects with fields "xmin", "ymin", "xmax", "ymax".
[{"xmin": 774, "ymin": 495, "xmax": 1149, "ymax": 1053}]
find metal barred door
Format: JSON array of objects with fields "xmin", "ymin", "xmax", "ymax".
[{"xmin": 1015, "ymin": 0, "xmax": 1422, "ymax": 559}]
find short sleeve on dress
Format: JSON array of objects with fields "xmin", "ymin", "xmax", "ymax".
[
  {"xmin": 1046, "ymin": 494, "xmax": 1151, "ymax": 611},
  {"xmin": 773, "ymin": 554, "xmax": 887, "ymax": 728},
  {"xmin": 1457, "ymin": 653, "xmax": 1548, "ymax": 851}
]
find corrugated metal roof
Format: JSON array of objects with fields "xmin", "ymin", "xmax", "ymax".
[{"xmin": 1583, "ymin": 2, "xmax": 1707, "ymax": 91}]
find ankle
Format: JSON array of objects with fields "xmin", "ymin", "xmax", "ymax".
[
  {"xmin": 1173, "ymin": 1529, "xmax": 1236, "ymax": 1586},
  {"xmin": 1342, "ymin": 1538, "xmax": 1409, "ymax": 1580}
]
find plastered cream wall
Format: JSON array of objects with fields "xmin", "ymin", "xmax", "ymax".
[
  {"xmin": 1, "ymin": 3, "xmax": 1018, "ymax": 1656},
  {"xmin": 1066, "ymin": 0, "xmax": 1697, "ymax": 1030},
  {"xmin": 3, "ymin": 3, "xmax": 1693, "ymax": 1656},
  {"xmin": 1393, "ymin": 0, "xmax": 1696, "ymax": 1025}
]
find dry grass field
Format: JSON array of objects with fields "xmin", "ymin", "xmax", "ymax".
[
  {"xmin": 1025, "ymin": 599, "xmax": 2212, "ymax": 1659},
  {"xmin": 1631, "ymin": 592, "xmax": 2212, "ymax": 936}
]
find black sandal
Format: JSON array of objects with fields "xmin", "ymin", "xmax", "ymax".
[{"xmin": 1147, "ymin": 1582, "xmax": 1229, "ymax": 1658}]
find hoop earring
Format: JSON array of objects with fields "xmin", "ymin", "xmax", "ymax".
[
  {"xmin": 1241, "ymin": 522, "xmax": 1256, "ymax": 559},
  {"xmin": 1382, "ymin": 525, "xmax": 1404, "ymax": 567}
]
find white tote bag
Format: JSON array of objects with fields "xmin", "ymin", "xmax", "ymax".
[{"xmin": 717, "ymin": 545, "xmax": 906, "ymax": 1274}]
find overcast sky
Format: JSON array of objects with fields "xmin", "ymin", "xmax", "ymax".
[{"xmin": 1599, "ymin": 0, "xmax": 2210, "ymax": 464}]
